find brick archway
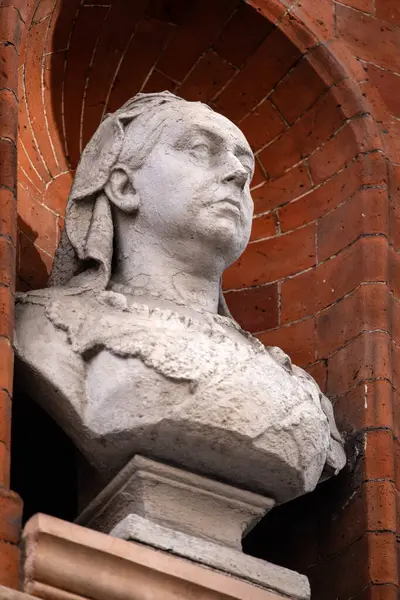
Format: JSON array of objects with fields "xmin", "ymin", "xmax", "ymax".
[{"xmin": 0, "ymin": 0, "xmax": 397, "ymax": 597}]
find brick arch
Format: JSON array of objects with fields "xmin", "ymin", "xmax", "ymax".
[
  {"xmin": 16, "ymin": 0, "xmax": 385, "ymax": 301},
  {"xmin": 3, "ymin": 0, "xmax": 396, "ymax": 598}
]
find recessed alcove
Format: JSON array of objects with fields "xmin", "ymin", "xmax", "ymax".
[
  {"xmin": 13, "ymin": 0, "xmax": 382, "ymax": 596},
  {"xmin": 17, "ymin": 0, "xmax": 366, "ymax": 333}
]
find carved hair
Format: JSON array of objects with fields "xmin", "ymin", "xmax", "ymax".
[{"xmin": 49, "ymin": 92, "xmax": 231, "ymax": 316}]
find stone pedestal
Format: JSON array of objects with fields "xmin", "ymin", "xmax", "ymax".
[
  {"xmin": 76, "ymin": 455, "xmax": 275, "ymax": 548},
  {"xmin": 74, "ymin": 456, "xmax": 310, "ymax": 599},
  {"xmin": 22, "ymin": 514, "xmax": 307, "ymax": 600}
]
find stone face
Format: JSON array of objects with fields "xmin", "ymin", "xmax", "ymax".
[{"xmin": 14, "ymin": 92, "xmax": 346, "ymax": 506}]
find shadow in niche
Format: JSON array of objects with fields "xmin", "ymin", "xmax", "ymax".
[
  {"xmin": 243, "ymin": 438, "xmax": 359, "ymax": 581},
  {"xmin": 17, "ymin": 215, "xmax": 51, "ymax": 290},
  {"xmin": 10, "ymin": 388, "xmax": 78, "ymax": 525},
  {"xmin": 243, "ymin": 481, "xmax": 333, "ymax": 573}
]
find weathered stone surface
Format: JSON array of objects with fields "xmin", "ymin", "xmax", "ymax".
[
  {"xmin": 14, "ymin": 92, "xmax": 346, "ymax": 505},
  {"xmin": 76, "ymin": 455, "xmax": 275, "ymax": 549},
  {"xmin": 111, "ymin": 514, "xmax": 310, "ymax": 600}
]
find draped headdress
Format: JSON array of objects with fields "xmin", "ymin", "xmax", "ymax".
[{"xmin": 49, "ymin": 91, "xmax": 231, "ymax": 316}]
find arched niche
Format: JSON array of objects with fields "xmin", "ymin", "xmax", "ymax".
[{"xmin": 13, "ymin": 2, "xmax": 388, "ymax": 598}]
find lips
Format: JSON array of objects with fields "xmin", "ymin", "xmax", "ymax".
[{"xmin": 216, "ymin": 197, "xmax": 241, "ymax": 212}]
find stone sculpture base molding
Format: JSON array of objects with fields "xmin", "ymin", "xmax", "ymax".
[
  {"xmin": 75, "ymin": 455, "xmax": 310, "ymax": 599},
  {"xmin": 76, "ymin": 455, "xmax": 275, "ymax": 548},
  {"xmin": 112, "ymin": 513, "xmax": 310, "ymax": 599},
  {"xmin": 0, "ymin": 585, "xmax": 36, "ymax": 600},
  {"xmin": 22, "ymin": 514, "xmax": 303, "ymax": 600}
]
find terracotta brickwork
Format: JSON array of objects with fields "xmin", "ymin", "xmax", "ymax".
[
  {"xmin": 0, "ymin": 0, "xmax": 397, "ymax": 596},
  {"xmin": 0, "ymin": 0, "xmax": 26, "ymax": 590}
]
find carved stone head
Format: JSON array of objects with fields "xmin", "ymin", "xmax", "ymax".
[{"xmin": 50, "ymin": 92, "xmax": 255, "ymax": 313}]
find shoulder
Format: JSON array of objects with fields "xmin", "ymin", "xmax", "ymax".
[
  {"xmin": 15, "ymin": 290, "xmax": 60, "ymax": 354},
  {"xmin": 14, "ymin": 288, "xmax": 87, "ymax": 419},
  {"xmin": 15, "ymin": 288, "xmax": 86, "ymax": 355}
]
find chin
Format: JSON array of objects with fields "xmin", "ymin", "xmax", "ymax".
[
  {"xmin": 195, "ymin": 215, "xmax": 250, "ymax": 262},
  {"xmin": 215, "ymin": 226, "xmax": 249, "ymax": 266}
]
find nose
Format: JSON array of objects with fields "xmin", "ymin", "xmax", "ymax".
[{"xmin": 222, "ymin": 154, "xmax": 248, "ymax": 190}]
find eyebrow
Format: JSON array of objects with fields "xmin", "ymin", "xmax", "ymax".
[{"xmin": 187, "ymin": 125, "xmax": 254, "ymax": 164}]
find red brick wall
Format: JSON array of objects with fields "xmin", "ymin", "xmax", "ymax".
[
  {"xmin": 1, "ymin": 0, "xmax": 398, "ymax": 596},
  {"xmin": 331, "ymin": 3, "xmax": 400, "ymax": 598},
  {"xmin": 0, "ymin": 0, "xmax": 27, "ymax": 589},
  {"xmin": 238, "ymin": 4, "xmax": 398, "ymax": 598}
]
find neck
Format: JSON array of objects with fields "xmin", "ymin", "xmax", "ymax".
[{"xmin": 110, "ymin": 227, "xmax": 223, "ymax": 314}]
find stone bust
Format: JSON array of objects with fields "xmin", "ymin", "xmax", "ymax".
[{"xmin": 15, "ymin": 92, "xmax": 346, "ymax": 505}]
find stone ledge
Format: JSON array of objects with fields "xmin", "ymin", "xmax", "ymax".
[
  {"xmin": 0, "ymin": 585, "xmax": 35, "ymax": 600},
  {"xmin": 21, "ymin": 514, "xmax": 303, "ymax": 600},
  {"xmin": 111, "ymin": 513, "xmax": 310, "ymax": 599}
]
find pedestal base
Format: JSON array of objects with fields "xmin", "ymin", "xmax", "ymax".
[
  {"xmin": 75, "ymin": 456, "xmax": 310, "ymax": 599},
  {"xmin": 112, "ymin": 513, "xmax": 310, "ymax": 599},
  {"xmin": 76, "ymin": 455, "xmax": 274, "ymax": 549},
  {"xmin": 22, "ymin": 514, "xmax": 309, "ymax": 600}
]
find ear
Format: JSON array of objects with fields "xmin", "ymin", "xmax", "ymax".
[{"xmin": 104, "ymin": 166, "xmax": 139, "ymax": 213}]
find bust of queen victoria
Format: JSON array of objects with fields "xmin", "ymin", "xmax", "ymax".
[{"xmin": 15, "ymin": 92, "xmax": 345, "ymax": 506}]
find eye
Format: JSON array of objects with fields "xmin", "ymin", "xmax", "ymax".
[
  {"xmin": 242, "ymin": 163, "xmax": 253, "ymax": 177},
  {"xmin": 190, "ymin": 143, "xmax": 211, "ymax": 160},
  {"xmin": 238, "ymin": 155, "xmax": 254, "ymax": 179}
]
